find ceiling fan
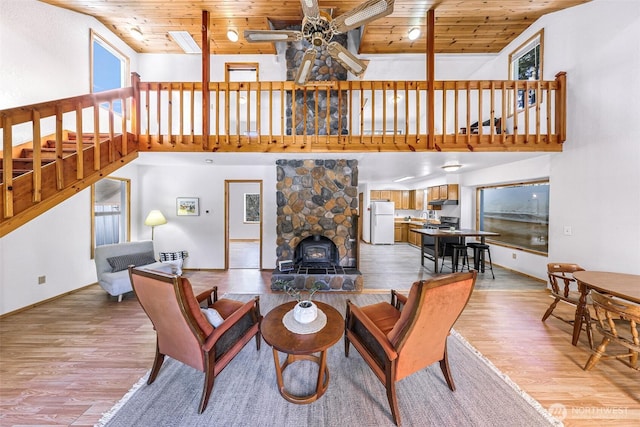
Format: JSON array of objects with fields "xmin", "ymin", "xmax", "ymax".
[{"xmin": 244, "ymin": 0, "xmax": 395, "ymax": 85}]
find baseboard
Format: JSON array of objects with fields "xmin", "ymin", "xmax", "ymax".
[{"xmin": 0, "ymin": 283, "xmax": 97, "ymax": 319}]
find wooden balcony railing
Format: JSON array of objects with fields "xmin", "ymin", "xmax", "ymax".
[
  {"xmin": 0, "ymin": 72, "xmax": 566, "ymax": 236},
  {"xmin": 138, "ymin": 72, "xmax": 566, "ymax": 153}
]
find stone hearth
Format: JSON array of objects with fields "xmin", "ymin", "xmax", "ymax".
[{"xmin": 272, "ymin": 159, "xmax": 362, "ymax": 292}]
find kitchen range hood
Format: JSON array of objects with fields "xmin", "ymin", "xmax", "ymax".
[{"xmin": 429, "ymin": 199, "xmax": 459, "ymax": 206}]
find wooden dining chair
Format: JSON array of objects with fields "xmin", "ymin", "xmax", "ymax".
[
  {"xmin": 344, "ymin": 272, "xmax": 477, "ymax": 426},
  {"xmin": 584, "ymin": 291, "xmax": 640, "ymax": 371},
  {"xmin": 129, "ymin": 267, "xmax": 262, "ymax": 413},
  {"xmin": 542, "ymin": 263, "xmax": 593, "ymax": 348}
]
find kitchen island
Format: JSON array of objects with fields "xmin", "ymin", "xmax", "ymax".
[{"xmin": 410, "ymin": 228, "xmax": 500, "ymax": 273}]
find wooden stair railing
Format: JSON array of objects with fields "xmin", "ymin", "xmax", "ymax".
[{"xmin": 1, "ymin": 74, "xmax": 140, "ymax": 237}]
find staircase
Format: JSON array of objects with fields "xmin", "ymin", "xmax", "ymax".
[
  {"xmin": 0, "ymin": 131, "xmax": 139, "ymax": 237},
  {"xmin": 0, "ymin": 133, "xmax": 96, "ymax": 184}
]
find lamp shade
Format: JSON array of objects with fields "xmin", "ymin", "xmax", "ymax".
[{"xmin": 144, "ymin": 210, "xmax": 167, "ymax": 227}]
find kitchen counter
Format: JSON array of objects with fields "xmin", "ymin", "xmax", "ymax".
[{"xmin": 394, "ymin": 219, "xmax": 441, "ymax": 226}]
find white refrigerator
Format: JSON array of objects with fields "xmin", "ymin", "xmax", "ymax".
[{"xmin": 371, "ymin": 201, "xmax": 395, "ymax": 244}]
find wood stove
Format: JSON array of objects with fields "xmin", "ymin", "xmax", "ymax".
[{"xmin": 294, "ymin": 235, "xmax": 339, "ymax": 268}]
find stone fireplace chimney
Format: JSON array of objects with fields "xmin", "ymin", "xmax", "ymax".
[
  {"xmin": 274, "ymin": 159, "xmax": 362, "ymax": 291},
  {"xmin": 275, "ymin": 159, "xmax": 358, "ymax": 267}
]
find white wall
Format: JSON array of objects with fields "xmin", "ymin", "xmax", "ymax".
[
  {"xmin": 457, "ymin": 0, "xmax": 640, "ymax": 278},
  {"xmin": 134, "ymin": 163, "xmax": 276, "ymax": 270}
]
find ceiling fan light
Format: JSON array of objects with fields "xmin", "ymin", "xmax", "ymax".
[
  {"xmin": 408, "ymin": 27, "xmax": 421, "ymax": 41},
  {"xmin": 441, "ymin": 162, "xmax": 463, "ymax": 172},
  {"xmin": 344, "ymin": 0, "xmax": 388, "ymax": 26},
  {"xmin": 227, "ymin": 29, "xmax": 239, "ymax": 42}
]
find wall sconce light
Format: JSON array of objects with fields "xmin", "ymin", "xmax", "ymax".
[
  {"xmin": 144, "ymin": 210, "xmax": 167, "ymax": 240},
  {"xmin": 441, "ymin": 162, "xmax": 463, "ymax": 173},
  {"xmin": 227, "ymin": 29, "xmax": 239, "ymax": 42},
  {"xmin": 408, "ymin": 28, "xmax": 421, "ymax": 41},
  {"xmin": 130, "ymin": 28, "xmax": 144, "ymax": 41}
]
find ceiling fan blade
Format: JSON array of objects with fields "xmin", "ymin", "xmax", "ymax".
[
  {"xmin": 244, "ymin": 30, "xmax": 302, "ymax": 43},
  {"xmin": 331, "ymin": 0, "xmax": 395, "ymax": 34},
  {"xmin": 300, "ymin": 0, "xmax": 319, "ymax": 19},
  {"xmin": 327, "ymin": 42, "xmax": 367, "ymax": 77},
  {"xmin": 294, "ymin": 48, "xmax": 317, "ymax": 85}
]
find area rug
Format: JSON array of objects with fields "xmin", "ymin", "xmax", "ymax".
[{"xmin": 97, "ymin": 293, "xmax": 561, "ymax": 427}]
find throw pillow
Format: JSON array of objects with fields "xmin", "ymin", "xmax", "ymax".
[
  {"xmin": 200, "ymin": 308, "xmax": 224, "ymax": 328},
  {"xmin": 107, "ymin": 251, "xmax": 157, "ymax": 272},
  {"xmin": 161, "ymin": 259, "xmax": 183, "ymax": 276}
]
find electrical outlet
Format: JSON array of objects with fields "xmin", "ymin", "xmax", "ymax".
[
  {"xmin": 512, "ymin": 253, "xmax": 517, "ymax": 259},
  {"xmin": 563, "ymin": 226, "xmax": 572, "ymax": 236},
  {"xmin": 38, "ymin": 275, "xmax": 46, "ymax": 285}
]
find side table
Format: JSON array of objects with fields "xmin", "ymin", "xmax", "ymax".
[{"xmin": 261, "ymin": 301, "xmax": 343, "ymax": 404}]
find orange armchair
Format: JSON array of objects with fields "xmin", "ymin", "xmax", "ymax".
[
  {"xmin": 129, "ymin": 267, "xmax": 262, "ymax": 413},
  {"xmin": 344, "ymin": 271, "xmax": 477, "ymax": 426}
]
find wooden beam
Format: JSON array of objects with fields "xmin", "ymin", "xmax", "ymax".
[
  {"xmin": 427, "ymin": 9, "xmax": 435, "ymax": 150},
  {"xmin": 202, "ymin": 10, "xmax": 210, "ymax": 150}
]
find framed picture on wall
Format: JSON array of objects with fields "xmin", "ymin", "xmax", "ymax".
[
  {"xmin": 176, "ymin": 197, "xmax": 199, "ymax": 216},
  {"xmin": 244, "ymin": 193, "xmax": 260, "ymax": 223}
]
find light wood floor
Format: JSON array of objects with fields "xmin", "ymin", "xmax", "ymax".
[{"xmin": 0, "ymin": 243, "xmax": 638, "ymax": 426}]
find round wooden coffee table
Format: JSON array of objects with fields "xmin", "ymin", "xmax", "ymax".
[{"xmin": 261, "ymin": 300, "xmax": 343, "ymax": 404}]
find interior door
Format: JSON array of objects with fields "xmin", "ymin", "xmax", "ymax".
[{"xmin": 225, "ymin": 180, "xmax": 263, "ymax": 269}]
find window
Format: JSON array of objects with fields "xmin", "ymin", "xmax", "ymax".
[
  {"xmin": 476, "ymin": 181, "xmax": 549, "ymax": 254},
  {"xmin": 90, "ymin": 30, "xmax": 129, "ymax": 114},
  {"xmin": 244, "ymin": 193, "xmax": 260, "ymax": 223},
  {"xmin": 91, "ymin": 177, "xmax": 130, "ymax": 257},
  {"xmin": 509, "ymin": 30, "xmax": 543, "ymax": 112}
]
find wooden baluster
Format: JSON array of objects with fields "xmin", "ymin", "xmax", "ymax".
[
  {"xmin": 108, "ymin": 102, "xmax": 114, "ymax": 161},
  {"xmin": 512, "ymin": 81, "xmax": 519, "ymax": 143},
  {"xmin": 466, "ymin": 82, "xmax": 471, "ymax": 146},
  {"xmin": 93, "ymin": 103, "xmax": 100, "ymax": 170},
  {"xmin": 32, "ymin": 110, "xmax": 42, "ymax": 202},
  {"xmin": 454, "ymin": 81, "xmax": 459, "ymax": 144},
  {"xmin": 156, "ymin": 85, "xmax": 161, "ymax": 145},
  {"xmin": 75, "ymin": 103, "xmax": 83, "ymax": 179},
  {"xmin": 121, "ymin": 96, "xmax": 127, "ymax": 154},
  {"xmin": 3, "ymin": 116, "xmax": 14, "ymax": 217},
  {"xmin": 490, "ymin": 81, "xmax": 496, "ymax": 144},
  {"xmin": 179, "ymin": 83, "xmax": 184, "ymax": 144},
  {"xmin": 55, "ymin": 106, "xmax": 64, "ymax": 190},
  {"xmin": 501, "ymin": 81, "xmax": 507, "ymax": 144},
  {"xmin": 190, "ymin": 84, "xmax": 195, "ymax": 145},
  {"xmin": 257, "ymin": 81, "xmax": 262, "ymax": 144}
]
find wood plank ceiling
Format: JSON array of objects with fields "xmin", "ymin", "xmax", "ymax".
[{"xmin": 40, "ymin": 0, "xmax": 590, "ymax": 55}]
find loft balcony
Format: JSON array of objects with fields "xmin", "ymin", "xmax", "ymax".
[{"xmin": 0, "ymin": 73, "xmax": 566, "ymax": 236}]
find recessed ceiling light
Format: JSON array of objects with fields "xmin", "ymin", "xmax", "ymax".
[
  {"xmin": 408, "ymin": 28, "xmax": 421, "ymax": 41},
  {"xmin": 130, "ymin": 28, "xmax": 144, "ymax": 41},
  {"xmin": 168, "ymin": 31, "xmax": 202, "ymax": 54},
  {"xmin": 227, "ymin": 29, "xmax": 239, "ymax": 42},
  {"xmin": 204, "ymin": 159, "xmax": 214, "ymax": 164}
]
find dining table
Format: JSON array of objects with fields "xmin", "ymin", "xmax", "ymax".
[
  {"xmin": 410, "ymin": 228, "xmax": 500, "ymax": 274},
  {"xmin": 571, "ymin": 271, "xmax": 640, "ymax": 346}
]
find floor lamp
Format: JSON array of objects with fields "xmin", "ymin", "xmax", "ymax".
[{"xmin": 144, "ymin": 210, "xmax": 167, "ymax": 240}]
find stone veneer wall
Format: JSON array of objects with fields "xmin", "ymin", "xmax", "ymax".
[
  {"xmin": 285, "ymin": 26, "xmax": 349, "ymax": 135},
  {"xmin": 276, "ymin": 159, "xmax": 358, "ymax": 267}
]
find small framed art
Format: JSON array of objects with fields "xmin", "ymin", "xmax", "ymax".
[{"xmin": 176, "ymin": 197, "xmax": 199, "ymax": 216}]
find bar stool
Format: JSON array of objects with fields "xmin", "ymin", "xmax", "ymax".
[
  {"xmin": 441, "ymin": 243, "xmax": 470, "ymax": 272},
  {"xmin": 467, "ymin": 242, "xmax": 494, "ymax": 279}
]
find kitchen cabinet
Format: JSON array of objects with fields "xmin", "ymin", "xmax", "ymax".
[
  {"xmin": 394, "ymin": 223, "xmax": 408, "ymax": 242},
  {"xmin": 408, "ymin": 224, "xmax": 422, "ymax": 247},
  {"xmin": 409, "ymin": 189, "xmax": 424, "ymax": 210},
  {"xmin": 374, "ymin": 189, "xmax": 422, "ymax": 210},
  {"xmin": 426, "ymin": 184, "xmax": 458, "ymax": 209}
]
